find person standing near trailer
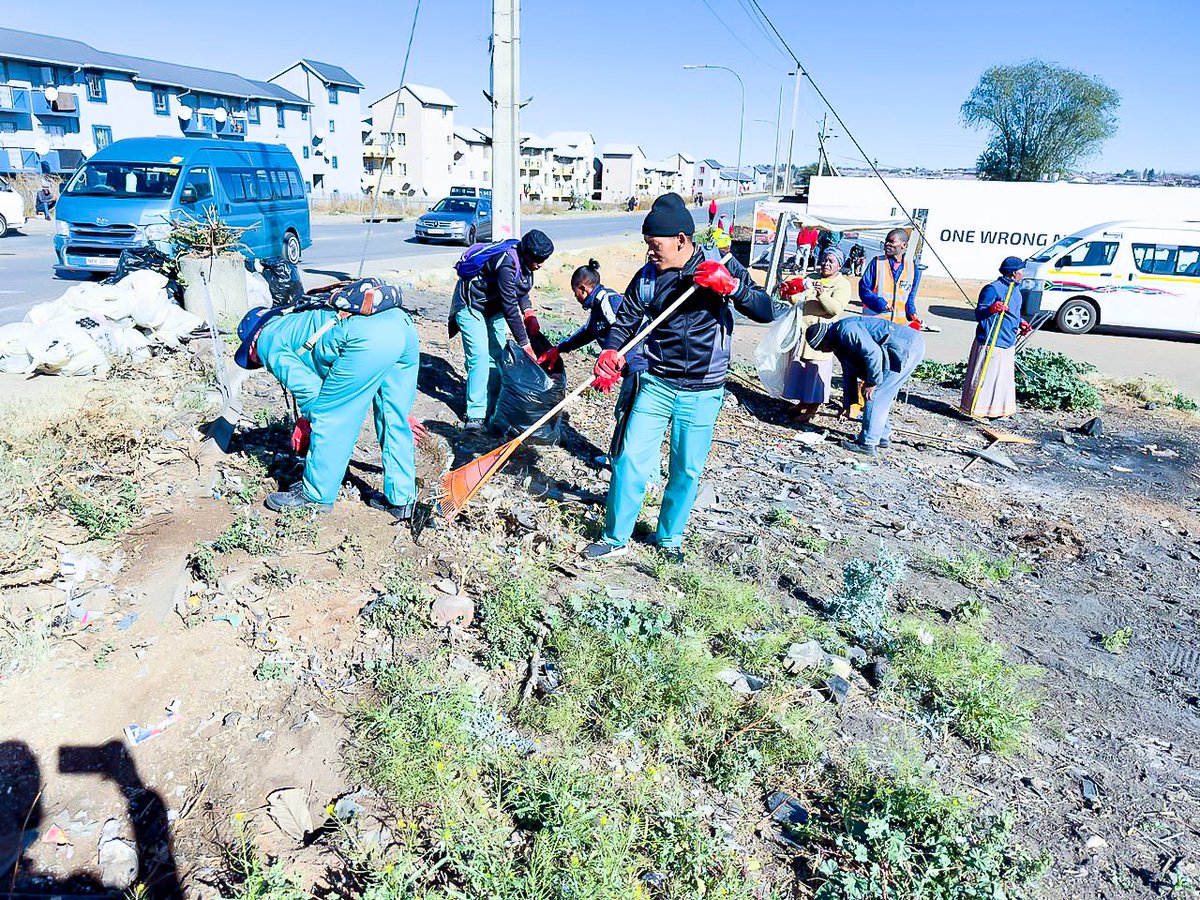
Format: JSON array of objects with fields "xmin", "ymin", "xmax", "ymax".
[
  {"xmin": 583, "ymin": 193, "xmax": 775, "ymax": 563},
  {"xmin": 960, "ymin": 255, "xmax": 1032, "ymax": 418},
  {"xmin": 859, "ymin": 228, "xmax": 922, "ymax": 326}
]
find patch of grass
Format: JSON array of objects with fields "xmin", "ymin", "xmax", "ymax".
[
  {"xmin": 188, "ymin": 543, "xmax": 219, "ymax": 585},
  {"xmin": 1172, "ymin": 392, "xmax": 1200, "ymax": 412},
  {"xmin": 225, "ymin": 458, "xmax": 268, "ymax": 506},
  {"xmin": 1, "ymin": 609, "xmax": 53, "ymax": 678},
  {"xmin": 889, "ymin": 620, "xmax": 1041, "ymax": 753},
  {"xmin": 253, "ymin": 658, "xmax": 296, "ymax": 682},
  {"xmin": 800, "ymin": 760, "xmax": 1049, "ymax": 900},
  {"xmin": 765, "ymin": 507, "xmax": 797, "ymax": 529},
  {"xmin": 256, "ymin": 564, "xmax": 297, "ymax": 591},
  {"xmin": 654, "ymin": 560, "xmax": 771, "ymax": 638},
  {"xmin": 93, "ymin": 640, "xmax": 116, "ymax": 669},
  {"xmin": 932, "ymin": 549, "xmax": 1030, "ymax": 586},
  {"xmin": 225, "ymin": 823, "xmax": 308, "ymax": 900},
  {"xmin": 363, "ymin": 562, "xmax": 429, "ymax": 638},
  {"xmin": 58, "ymin": 479, "xmax": 140, "ymax": 540},
  {"xmin": 913, "ymin": 359, "xmax": 967, "ymax": 386},
  {"xmin": 1101, "ymin": 626, "xmax": 1133, "ymax": 654},
  {"xmin": 479, "ymin": 564, "xmax": 549, "ymax": 668},
  {"xmin": 1015, "ymin": 348, "xmax": 1100, "ymax": 411},
  {"xmin": 797, "ymin": 533, "xmax": 831, "ymax": 555},
  {"xmin": 213, "ymin": 514, "xmax": 274, "ymax": 556}
]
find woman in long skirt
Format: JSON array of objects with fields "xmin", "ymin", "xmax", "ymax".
[
  {"xmin": 960, "ymin": 255, "xmax": 1032, "ymax": 418},
  {"xmin": 778, "ymin": 248, "xmax": 850, "ymax": 421}
]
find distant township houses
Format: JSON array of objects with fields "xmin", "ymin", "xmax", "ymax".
[{"xmin": 0, "ymin": 27, "xmax": 759, "ymax": 204}]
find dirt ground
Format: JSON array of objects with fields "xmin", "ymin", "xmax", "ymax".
[{"xmin": 1, "ymin": 254, "xmax": 1198, "ymax": 898}]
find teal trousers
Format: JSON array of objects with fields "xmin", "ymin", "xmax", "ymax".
[
  {"xmin": 455, "ymin": 306, "xmax": 507, "ymax": 420},
  {"xmin": 603, "ymin": 374, "xmax": 725, "ymax": 549},
  {"xmin": 257, "ymin": 307, "xmax": 419, "ymax": 506}
]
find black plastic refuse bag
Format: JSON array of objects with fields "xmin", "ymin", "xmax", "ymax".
[
  {"xmin": 259, "ymin": 256, "xmax": 305, "ymax": 307},
  {"xmin": 102, "ymin": 246, "xmax": 183, "ymax": 304},
  {"xmin": 490, "ymin": 337, "xmax": 567, "ymax": 445}
]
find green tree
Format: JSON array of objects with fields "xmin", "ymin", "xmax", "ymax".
[{"xmin": 961, "ymin": 60, "xmax": 1119, "ymax": 181}]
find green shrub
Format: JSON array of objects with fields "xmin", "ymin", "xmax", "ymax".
[
  {"xmin": 801, "ymin": 761, "xmax": 1048, "ymax": 900},
  {"xmin": 889, "ymin": 621, "xmax": 1041, "ymax": 753},
  {"xmin": 479, "ymin": 565, "xmax": 549, "ymax": 668},
  {"xmin": 1101, "ymin": 626, "xmax": 1133, "ymax": 654},
  {"xmin": 59, "ymin": 479, "xmax": 140, "ymax": 540},
  {"xmin": 1015, "ymin": 348, "xmax": 1100, "ymax": 411},
  {"xmin": 363, "ymin": 562, "xmax": 429, "ymax": 638},
  {"xmin": 913, "ymin": 359, "xmax": 967, "ymax": 386},
  {"xmin": 655, "ymin": 561, "xmax": 771, "ymax": 638},
  {"xmin": 827, "ymin": 549, "xmax": 907, "ymax": 647},
  {"xmin": 1172, "ymin": 392, "xmax": 1200, "ymax": 412},
  {"xmin": 932, "ymin": 549, "xmax": 1030, "ymax": 586}
]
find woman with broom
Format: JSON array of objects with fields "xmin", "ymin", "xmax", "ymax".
[{"xmin": 960, "ymin": 255, "xmax": 1032, "ymax": 418}]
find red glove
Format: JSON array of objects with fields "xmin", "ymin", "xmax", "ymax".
[
  {"xmin": 694, "ymin": 260, "xmax": 739, "ymax": 296},
  {"xmin": 1018, "ymin": 319, "xmax": 1033, "ymax": 337},
  {"xmin": 523, "ymin": 310, "xmax": 541, "ymax": 337},
  {"xmin": 592, "ymin": 348, "xmax": 625, "ymax": 394},
  {"xmin": 520, "ymin": 343, "xmax": 538, "ymax": 362},
  {"xmin": 778, "ymin": 277, "xmax": 807, "ymax": 299},
  {"xmin": 908, "ymin": 317, "xmax": 923, "ymax": 330},
  {"xmin": 407, "ymin": 416, "xmax": 428, "ymax": 443},
  {"xmin": 537, "ymin": 346, "xmax": 561, "ymax": 369},
  {"xmin": 291, "ymin": 417, "xmax": 311, "ymax": 454},
  {"xmin": 988, "ymin": 300, "xmax": 1008, "ymax": 316}
]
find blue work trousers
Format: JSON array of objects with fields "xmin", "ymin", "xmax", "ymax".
[
  {"xmin": 603, "ymin": 374, "xmax": 725, "ymax": 549},
  {"xmin": 455, "ymin": 306, "xmax": 507, "ymax": 420},
  {"xmin": 859, "ymin": 348, "xmax": 925, "ymax": 447},
  {"xmin": 257, "ymin": 308, "xmax": 419, "ymax": 506}
]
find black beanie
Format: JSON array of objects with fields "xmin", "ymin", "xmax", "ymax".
[
  {"xmin": 642, "ymin": 193, "xmax": 695, "ymax": 237},
  {"xmin": 520, "ymin": 229, "xmax": 554, "ymax": 262}
]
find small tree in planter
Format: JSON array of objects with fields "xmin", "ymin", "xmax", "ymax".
[{"xmin": 172, "ymin": 206, "xmax": 257, "ymax": 330}]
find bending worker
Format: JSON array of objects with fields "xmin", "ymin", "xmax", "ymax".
[
  {"xmin": 448, "ymin": 229, "xmax": 554, "ymax": 431},
  {"xmin": 584, "ymin": 192, "xmax": 775, "ymax": 563},
  {"xmin": 777, "ymin": 246, "xmax": 851, "ymax": 423},
  {"xmin": 236, "ymin": 280, "xmax": 420, "ymax": 519},
  {"xmin": 859, "ymin": 228, "xmax": 922, "ymax": 326},
  {"xmin": 537, "ymin": 258, "xmax": 647, "ymax": 464},
  {"xmin": 960, "ymin": 255, "xmax": 1031, "ymax": 418},
  {"xmin": 805, "ymin": 315, "xmax": 925, "ymax": 457}
]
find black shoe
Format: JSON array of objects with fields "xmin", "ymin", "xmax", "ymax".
[
  {"xmin": 878, "ymin": 438, "xmax": 891, "ymax": 449},
  {"xmin": 366, "ymin": 491, "xmax": 414, "ymax": 521},
  {"xmin": 657, "ymin": 547, "xmax": 684, "ymax": 565},
  {"xmin": 265, "ymin": 485, "xmax": 333, "ymax": 513},
  {"xmin": 582, "ymin": 541, "xmax": 628, "ymax": 562},
  {"xmin": 462, "ymin": 418, "xmax": 486, "ymax": 433},
  {"xmin": 841, "ymin": 439, "xmax": 878, "ymax": 458}
]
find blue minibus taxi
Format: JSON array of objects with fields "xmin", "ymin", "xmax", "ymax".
[{"xmin": 54, "ymin": 137, "xmax": 311, "ymax": 276}]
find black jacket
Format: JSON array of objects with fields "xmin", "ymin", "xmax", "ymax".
[
  {"xmin": 603, "ymin": 247, "xmax": 774, "ymax": 390},
  {"xmin": 449, "ymin": 247, "xmax": 534, "ymax": 344}
]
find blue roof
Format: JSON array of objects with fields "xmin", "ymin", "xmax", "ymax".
[
  {"xmin": 0, "ymin": 27, "xmax": 309, "ymax": 104},
  {"xmin": 299, "ymin": 59, "xmax": 363, "ymax": 88},
  {"xmin": 702, "ymin": 158, "xmax": 723, "ymax": 168}
]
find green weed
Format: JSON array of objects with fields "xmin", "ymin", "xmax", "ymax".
[
  {"xmin": 479, "ymin": 564, "xmax": 549, "ymax": 668},
  {"xmin": 0, "ymin": 609, "xmax": 53, "ymax": 678},
  {"xmin": 225, "ymin": 822, "xmax": 308, "ymax": 899},
  {"xmin": 1015, "ymin": 348, "xmax": 1100, "ymax": 411},
  {"xmin": 1101, "ymin": 626, "xmax": 1133, "ymax": 654},
  {"xmin": 933, "ymin": 549, "xmax": 1030, "ymax": 586},
  {"xmin": 188, "ymin": 543, "xmax": 219, "ymax": 585},
  {"xmin": 256, "ymin": 564, "xmax": 297, "ymax": 590},
  {"xmin": 59, "ymin": 479, "xmax": 140, "ymax": 540},
  {"xmin": 827, "ymin": 548, "xmax": 907, "ymax": 647},
  {"xmin": 214, "ymin": 514, "xmax": 274, "ymax": 556},
  {"xmin": 93, "ymin": 640, "xmax": 116, "ymax": 669},
  {"xmin": 226, "ymin": 458, "xmax": 267, "ymax": 506},
  {"xmin": 766, "ymin": 507, "xmax": 798, "ymax": 529},
  {"xmin": 363, "ymin": 562, "xmax": 429, "ymax": 638},
  {"xmin": 889, "ymin": 620, "xmax": 1041, "ymax": 753},
  {"xmin": 654, "ymin": 560, "xmax": 770, "ymax": 638},
  {"xmin": 913, "ymin": 359, "xmax": 967, "ymax": 386},
  {"xmin": 1172, "ymin": 393, "xmax": 1200, "ymax": 412},
  {"xmin": 253, "ymin": 658, "xmax": 295, "ymax": 682}
]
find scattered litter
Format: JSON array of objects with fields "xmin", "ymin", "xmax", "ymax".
[
  {"xmin": 1140, "ymin": 444, "xmax": 1179, "ymax": 459},
  {"xmin": 334, "ymin": 794, "xmax": 366, "ymax": 821},
  {"xmin": 793, "ymin": 431, "xmax": 826, "ymax": 448},
  {"xmin": 715, "ymin": 668, "xmax": 767, "ymax": 695},
  {"xmin": 822, "ymin": 675, "xmax": 853, "ymax": 705},
  {"xmin": 115, "ymin": 613, "xmax": 139, "ymax": 631},
  {"xmin": 1084, "ymin": 834, "xmax": 1108, "ymax": 851},
  {"xmin": 212, "ymin": 612, "xmax": 243, "ymax": 627},
  {"xmin": 41, "ymin": 824, "xmax": 72, "ymax": 846},
  {"xmin": 430, "ymin": 593, "xmax": 475, "ymax": 628},
  {"xmin": 222, "ymin": 711, "xmax": 243, "ymax": 728},
  {"xmin": 97, "ymin": 824, "xmax": 137, "ymax": 888},
  {"xmin": 124, "ymin": 700, "xmax": 182, "ymax": 746},
  {"xmin": 1077, "ymin": 417, "xmax": 1104, "ymax": 437},
  {"xmin": 1081, "ymin": 776, "xmax": 1100, "ymax": 807},
  {"xmin": 1111, "ymin": 465, "xmax": 1134, "ymax": 473},
  {"xmin": 766, "ymin": 791, "xmax": 809, "ymax": 827},
  {"xmin": 267, "ymin": 787, "xmax": 314, "ymax": 842}
]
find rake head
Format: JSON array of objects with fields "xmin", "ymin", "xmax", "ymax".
[
  {"xmin": 979, "ymin": 426, "xmax": 1037, "ymax": 445},
  {"xmin": 435, "ymin": 437, "xmax": 520, "ymax": 521}
]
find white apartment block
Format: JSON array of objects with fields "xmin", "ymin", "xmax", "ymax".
[
  {"xmin": 546, "ymin": 131, "xmax": 594, "ymax": 203},
  {"xmin": 599, "ymin": 144, "xmax": 648, "ymax": 204},
  {"xmin": 0, "ymin": 28, "xmax": 325, "ymax": 186},
  {"xmin": 647, "ymin": 152, "xmax": 694, "ymax": 197},
  {"xmin": 364, "ymin": 84, "xmax": 456, "ymax": 201},
  {"xmin": 451, "ymin": 126, "xmax": 490, "ymax": 189},
  {"xmin": 268, "ymin": 59, "xmax": 366, "ymax": 195},
  {"xmin": 693, "ymin": 158, "xmax": 723, "ymax": 197},
  {"xmin": 520, "ymin": 133, "xmax": 553, "ymax": 201}
]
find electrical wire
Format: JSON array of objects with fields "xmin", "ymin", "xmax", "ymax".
[
  {"xmin": 744, "ymin": 0, "xmax": 973, "ymax": 304},
  {"xmin": 358, "ymin": 0, "xmax": 422, "ymax": 278},
  {"xmin": 697, "ymin": 0, "xmax": 780, "ymax": 69}
]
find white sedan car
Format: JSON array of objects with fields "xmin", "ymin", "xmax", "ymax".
[{"xmin": 0, "ymin": 186, "xmax": 26, "ymax": 236}]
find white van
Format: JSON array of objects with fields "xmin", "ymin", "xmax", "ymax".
[{"xmin": 1022, "ymin": 221, "xmax": 1200, "ymax": 335}]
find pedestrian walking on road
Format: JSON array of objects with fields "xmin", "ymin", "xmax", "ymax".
[
  {"xmin": 447, "ymin": 230, "xmax": 553, "ymax": 430},
  {"xmin": 583, "ymin": 193, "xmax": 775, "ymax": 563},
  {"xmin": 708, "ymin": 197, "xmax": 718, "ymax": 225},
  {"xmin": 795, "ymin": 224, "xmax": 820, "ymax": 273},
  {"xmin": 858, "ymin": 228, "xmax": 922, "ymax": 326},
  {"xmin": 777, "ymin": 247, "xmax": 850, "ymax": 421},
  {"xmin": 806, "ymin": 315, "xmax": 925, "ymax": 457},
  {"xmin": 960, "ymin": 255, "xmax": 1031, "ymax": 418}
]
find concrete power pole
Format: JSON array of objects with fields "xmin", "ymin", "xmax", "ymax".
[
  {"xmin": 782, "ymin": 69, "xmax": 801, "ymax": 195},
  {"xmin": 491, "ymin": 0, "xmax": 520, "ymax": 240}
]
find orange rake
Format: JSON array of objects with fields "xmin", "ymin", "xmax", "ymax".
[{"xmin": 438, "ymin": 254, "xmax": 733, "ymax": 520}]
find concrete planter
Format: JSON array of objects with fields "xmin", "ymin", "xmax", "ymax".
[{"xmin": 178, "ymin": 253, "xmax": 248, "ymax": 331}]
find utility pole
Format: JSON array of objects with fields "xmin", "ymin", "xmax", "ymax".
[
  {"xmin": 782, "ymin": 69, "xmax": 801, "ymax": 195},
  {"xmin": 491, "ymin": 0, "xmax": 520, "ymax": 240},
  {"xmin": 771, "ymin": 86, "xmax": 782, "ymax": 195},
  {"xmin": 816, "ymin": 113, "xmax": 828, "ymax": 177}
]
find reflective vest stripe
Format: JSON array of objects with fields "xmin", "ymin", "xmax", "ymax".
[{"xmin": 874, "ymin": 255, "xmax": 912, "ymax": 323}]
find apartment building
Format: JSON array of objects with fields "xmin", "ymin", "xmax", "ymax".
[
  {"xmin": 364, "ymin": 84, "xmax": 456, "ymax": 201},
  {"xmin": 268, "ymin": 59, "xmax": 365, "ymax": 195},
  {"xmin": 648, "ymin": 151, "xmax": 694, "ymax": 197},
  {"xmin": 546, "ymin": 131, "xmax": 594, "ymax": 203},
  {"xmin": 451, "ymin": 126, "xmax": 490, "ymax": 189},
  {"xmin": 693, "ymin": 158, "xmax": 723, "ymax": 197},
  {"xmin": 599, "ymin": 144, "xmax": 648, "ymax": 204},
  {"xmin": 520, "ymin": 133, "xmax": 553, "ymax": 201},
  {"xmin": 0, "ymin": 28, "xmax": 322, "ymax": 185}
]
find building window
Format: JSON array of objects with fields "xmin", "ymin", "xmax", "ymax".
[
  {"xmin": 399, "ymin": 162, "xmax": 407, "ymax": 176},
  {"xmin": 397, "ymin": 102, "xmax": 405, "ymax": 117},
  {"xmin": 441, "ymin": 108, "xmax": 447, "ymax": 118},
  {"xmin": 85, "ymin": 73, "xmax": 106, "ymax": 103},
  {"xmin": 331, "ymin": 156, "xmax": 338, "ymax": 169},
  {"xmin": 199, "ymin": 113, "xmax": 215, "ymax": 131},
  {"xmin": 248, "ymin": 102, "xmax": 260, "ymax": 124},
  {"xmin": 301, "ymin": 109, "xmax": 308, "ymax": 121},
  {"xmin": 328, "ymin": 119, "xmax": 335, "ymax": 133},
  {"xmin": 152, "ymin": 88, "xmax": 169, "ymax": 115},
  {"xmin": 92, "ymin": 125, "xmax": 113, "ymax": 150},
  {"xmin": 302, "ymin": 146, "xmax": 310, "ymax": 159},
  {"xmin": 0, "ymin": 121, "xmax": 16, "ymax": 134},
  {"xmin": 277, "ymin": 106, "xmax": 286, "ymax": 128},
  {"xmin": 396, "ymin": 133, "xmax": 406, "ymax": 146},
  {"xmin": 327, "ymin": 85, "xmax": 338, "ymax": 104}
]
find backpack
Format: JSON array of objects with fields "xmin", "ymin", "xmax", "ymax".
[
  {"xmin": 454, "ymin": 239, "xmax": 520, "ymax": 281},
  {"xmin": 234, "ymin": 277, "xmax": 404, "ymax": 369}
]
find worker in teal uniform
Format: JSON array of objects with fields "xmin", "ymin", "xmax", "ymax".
[{"xmin": 237, "ymin": 284, "xmax": 420, "ymax": 519}]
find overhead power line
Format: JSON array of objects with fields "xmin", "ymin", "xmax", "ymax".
[{"xmin": 743, "ymin": 0, "xmax": 972, "ymax": 303}]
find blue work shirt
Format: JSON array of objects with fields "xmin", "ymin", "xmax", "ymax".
[
  {"xmin": 827, "ymin": 316, "xmax": 925, "ymax": 409},
  {"xmin": 974, "ymin": 276, "xmax": 1022, "ymax": 349},
  {"xmin": 858, "ymin": 255, "xmax": 922, "ymax": 320}
]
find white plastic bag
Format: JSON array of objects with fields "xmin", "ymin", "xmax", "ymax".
[{"xmin": 754, "ymin": 304, "xmax": 806, "ymax": 398}]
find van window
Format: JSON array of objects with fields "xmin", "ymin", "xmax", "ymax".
[
  {"xmin": 270, "ymin": 170, "xmax": 294, "ymax": 199},
  {"xmin": 183, "ymin": 167, "xmax": 213, "ymax": 201},
  {"xmin": 1056, "ymin": 240, "xmax": 1118, "ymax": 269},
  {"xmin": 1133, "ymin": 243, "xmax": 1200, "ymax": 276},
  {"xmin": 65, "ymin": 161, "xmax": 180, "ymax": 198},
  {"xmin": 286, "ymin": 170, "xmax": 303, "ymax": 197},
  {"xmin": 216, "ymin": 167, "xmax": 301, "ymax": 203}
]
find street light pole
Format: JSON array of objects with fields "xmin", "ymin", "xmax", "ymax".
[
  {"xmin": 755, "ymin": 86, "xmax": 782, "ymax": 196},
  {"xmin": 783, "ymin": 69, "xmax": 801, "ymax": 195},
  {"xmin": 684, "ymin": 64, "xmax": 744, "ymax": 234}
]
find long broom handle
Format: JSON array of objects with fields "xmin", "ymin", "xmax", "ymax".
[
  {"xmin": 968, "ymin": 281, "xmax": 1016, "ymax": 416},
  {"xmin": 508, "ymin": 253, "xmax": 734, "ymax": 446}
]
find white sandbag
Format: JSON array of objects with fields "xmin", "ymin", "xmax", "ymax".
[
  {"xmin": 0, "ymin": 322, "xmax": 38, "ymax": 373},
  {"xmin": 754, "ymin": 304, "xmax": 807, "ymax": 398},
  {"xmin": 151, "ymin": 304, "xmax": 204, "ymax": 345},
  {"xmin": 246, "ymin": 270, "xmax": 273, "ymax": 311},
  {"xmin": 27, "ymin": 321, "xmax": 110, "ymax": 377},
  {"xmin": 90, "ymin": 322, "xmax": 152, "ymax": 363}
]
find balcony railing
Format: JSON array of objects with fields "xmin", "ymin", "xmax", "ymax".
[
  {"xmin": 0, "ymin": 85, "xmax": 32, "ymax": 114},
  {"xmin": 32, "ymin": 90, "xmax": 80, "ymax": 118}
]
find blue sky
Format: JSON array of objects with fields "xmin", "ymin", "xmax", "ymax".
[{"xmin": 7, "ymin": 0, "xmax": 1196, "ymax": 173}]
